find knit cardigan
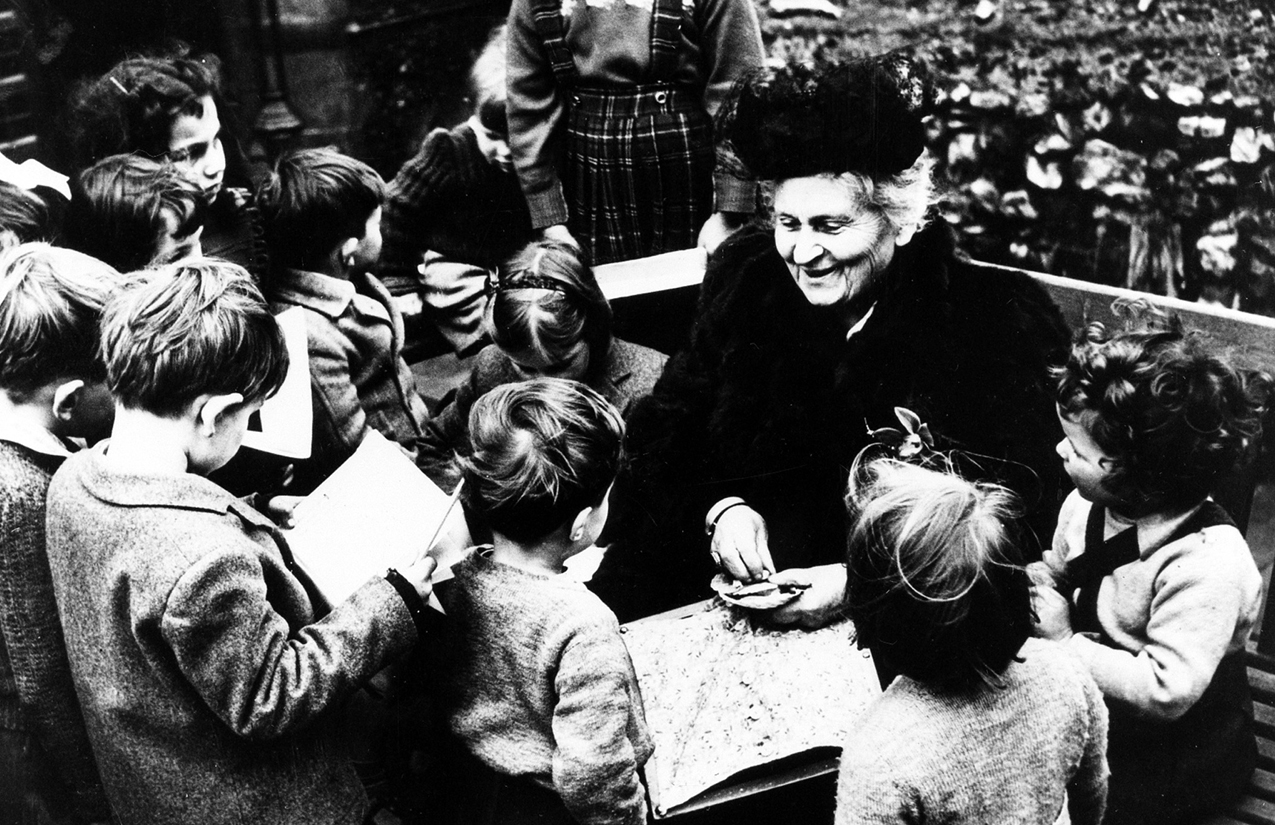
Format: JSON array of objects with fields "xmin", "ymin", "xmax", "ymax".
[
  {"xmin": 835, "ymin": 637, "xmax": 1109, "ymax": 825},
  {"xmin": 0, "ymin": 439, "xmax": 111, "ymax": 822}
]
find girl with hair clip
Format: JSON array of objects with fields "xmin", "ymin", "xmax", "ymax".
[
  {"xmin": 1031, "ymin": 300, "xmax": 1275, "ymax": 824},
  {"xmin": 417, "ymin": 239, "xmax": 666, "ymax": 492},
  {"xmin": 836, "ymin": 454, "xmax": 1109, "ymax": 825},
  {"xmin": 66, "ymin": 47, "xmax": 267, "ymax": 280}
]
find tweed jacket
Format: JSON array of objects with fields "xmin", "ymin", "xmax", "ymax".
[
  {"xmin": 0, "ymin": 430, "xmax": 110, "ymax": 822},
  {"xmin": 417, "ymin": 338, "xmax": 668, "ymax": 490},
  {"xmin": 269, "ymin": 267, "xmax": 431, "ymax": 493},
  {"xmin": 595, "ymin": 222, "xmax": 1071, "ymax": 620},
  {"xmin": 44, "ymin": 443, "xmax": 419, "ymax": 825}
]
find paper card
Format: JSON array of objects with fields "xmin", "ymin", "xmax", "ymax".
[
  {"xmin": 242, "ymin": 306, "xmax": 312, "ymax": 459},
  {"xmin": 281, "ymin": 430, "xmax": 470, "ymax": 609},
  {"xmin": 594, "ymin": 248, "xmax": 707, "ymax": 300}
]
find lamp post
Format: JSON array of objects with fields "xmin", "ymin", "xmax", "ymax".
[{"xmin": 252, "ymin": 0, "xmax": 303, "ymax": 162}]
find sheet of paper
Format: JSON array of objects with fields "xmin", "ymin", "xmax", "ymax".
[
  {"xmin": 622, "ymin": 602, "xmax": 881, "ymax": 816},
  {"xmin": 242, "ymin": 306, "xmax": 312, "ymax": 459},
  {"xmin": 594, "ymin": 248, "xmax": 706, "ymax": 300},
  {"xmin": 282, "ymin": 430, "xmax": 470, "ymax": 608}
]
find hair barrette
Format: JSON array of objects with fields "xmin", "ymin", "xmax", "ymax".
[{"xmin": 485, "ymin": 268, "xmax": 568, "ymax": 296}]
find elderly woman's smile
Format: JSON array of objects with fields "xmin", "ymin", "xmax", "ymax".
[{"xmin": 773, "ymin": 175, "xmax": 902, "ymax": 311}]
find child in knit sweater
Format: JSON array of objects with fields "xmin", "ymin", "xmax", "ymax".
[
  {"xmin": 0, "ymin": 243, "xmax": 123, "ymax": 825},
  {"xmin": 257, "ymin": 147, "xmax": 432, "ymax": 492},
  {"xmin": 837, "ymin": 457, "xmax": 1109, "ymax": 825},
  {"xmin": 436, "ymin": 378, "xmax": 652, "ymax": 825},
  {"xmin": 1031, "ymin": 300, "xmax": 1273, "ymax": 825}
]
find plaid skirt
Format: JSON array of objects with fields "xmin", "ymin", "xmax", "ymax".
[{"xmin": 565, "ymin": 84, "xmax": 714, "ymax": 265}]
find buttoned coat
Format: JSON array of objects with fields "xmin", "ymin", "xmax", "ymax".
[{"xmin": 44, "ymin": 444, "xmax": 418, "ymax": 825}]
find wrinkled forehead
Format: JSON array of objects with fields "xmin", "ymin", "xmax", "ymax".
[{"xmin": 773, "ymin": 172, "xmax": 874, "ymax": 217}]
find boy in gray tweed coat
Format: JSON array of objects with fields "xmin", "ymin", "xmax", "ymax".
[{"xmin": 45, "ymin": 259, "xmax": 437, "ymax": 825}]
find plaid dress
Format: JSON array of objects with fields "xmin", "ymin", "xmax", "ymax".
[{"xmin": 531, "ymin": 0, "xmax": 715, "ymax": 264}]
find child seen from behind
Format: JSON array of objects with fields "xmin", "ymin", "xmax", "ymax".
[
  {"xmin": 43, "ymin": 259, "xmax": 437, "ymax": 825},
  {"xmin": 1032, "ymin": 300, "xmax": 1273, "ymax": 824},
  {"xmin": 257, "ymin": 147, "xmax": 432, "ymax": 492},
  {"xmin": 436, "ymin": 378, "xmax": 652, "ymax": 825},
  {"xmin": 0, "ymin": 244, "xmax": 121, "ymax": 825},
  {"xmin": 838, "ymin": 457, "xmax": 1108, "ymax": 825}
]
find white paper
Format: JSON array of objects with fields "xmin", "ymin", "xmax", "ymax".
[
  {"xmin": 242, "ymin": 306, "xmax": 312, "ymax": 459},
  {"xmin": 282, "ymin": 430, "xmax": 470, "ymax": 608},
  {"xmin": 594, "ymin": 248, "xmax": 706, "ymax": 300}
]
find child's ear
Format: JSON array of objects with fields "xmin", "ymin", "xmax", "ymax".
[
  {"xmin": 338, "ymin": 236, "xmax": 360, "ymax": 266},
  {"xmin": 196, "ymin": 392, "xmax": 246, "ymax": 436},
  {"xmin": 51, "ymin": 379, "xmax": 86, "ymax": 423},
  {"xmin": 569, "ymin": 506, "xmax": 595, "ymax": 543}
]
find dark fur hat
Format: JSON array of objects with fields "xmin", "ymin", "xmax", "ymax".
[{"xmin": 718, "ymin": 51, "xmax": 936, "ymax": 181}]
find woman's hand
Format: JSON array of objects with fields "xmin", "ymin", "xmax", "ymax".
[
  {"xmin": 697, "ymin": 211, "xmax": 748, "ymax": 257},
  {"xmin": 1030, "ymin": 583, "xmax": 1073, "ymax": 641},
  {"xmin": 763, "ymin": 564, "xmax": 849, "ymax": 629},
  {"xmin": 710, "ymin": 504, "xmax": 774, "ymax": 582}
]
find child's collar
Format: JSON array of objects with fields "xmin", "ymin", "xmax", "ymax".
[
  {"xmin": 1103, "ymin": 499, "xmax": 1207, "ymax": 559},
  {"xmin": 0, "ymin": 412, "xmax": 78, "ymax": 459}
]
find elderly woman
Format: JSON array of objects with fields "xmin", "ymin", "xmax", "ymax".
[{"xmin": 593, "ymin": 53, "xmax": 1071, "ymax": 623}]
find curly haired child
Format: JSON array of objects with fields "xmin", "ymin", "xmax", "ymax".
[
  {"xmin": 1031, "ymin": 299, "xmax": 1274, "ymax": 824},
  {"xmin": 837, "ymin": 456, "xmax": 1109, "ymax": 825},
  {"xmin": 435, "ymin": 378, "xmax": 652, "ymax": 825}
]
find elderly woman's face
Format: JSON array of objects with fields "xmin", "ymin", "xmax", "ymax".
[{"xmin": 773, "ymin": 175, "xmax": 902, "ymax": 309}]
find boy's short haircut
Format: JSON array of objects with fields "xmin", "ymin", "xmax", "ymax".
[
  {"xmin": 1055, "ymin": 298, "xmax": 1274, "ymax": 512},
  {"xmin": 1, "ymin": 182, "xmax": 58, "ymax": 247},
  {"xmin": 256, "ymin": 147, "xmax": 386, "ymax": 272},
  {"xmin": 63, "ymin": 154, "xmax": 205, "ymax": 272},
  {"xmin": 100, "ymin": 258, "xmax": 288, "ymax": 417},
  {"xmin": 843, "ymin": 457, "xmax": 1031, "ymax": 691},
  {"xmin": 0, "ymin": 242, "xmax": 124, "ymax": 398},
  {"xmin": 459, "ymin": 377, "xmax": 624, "ymax": 543}
]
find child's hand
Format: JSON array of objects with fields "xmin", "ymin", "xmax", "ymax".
[
  {"xmin": 1030, "ymin": 583, "xmax": 1073, "ymax": 641},
  {"xmin": 1025, "ymin": 560, "xmax": 1057, "ymax": 589},
  {"xmin": 403, "ymin": 555, "xmax": 438, "ymax": 603},
  {"xmin": 260, "ymin": 495, "xmax": 304, "ymax": 529}
]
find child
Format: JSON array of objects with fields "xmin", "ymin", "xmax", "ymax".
[
  {"xmin": 838, "ymin": 457, "xmax": 1109, "ymax": 825},
  {"xmin": 506, "ymin": 0, "xmax": 764, "ymax": 263},
  {"xmin": 417, "ymin": 239, "xmax": 665, "ymax": 491},
  {"xmin": 69, "ymin": 48, "xmax": 267, "ymax": 280},
  {"xmin": 43, "ymin": 259, "xmax": 437, "ymax": 825},
  {"xmin": 0, "ymin": 243, "xmax": 120, "ymax": 825},
  {"xmin": 378, "ymin": 23, "xmax": 535, "ymax": 355},
  {"xmin": 0, "ymin": 181, "xmax": 61, "ymax": 248},
  {"xmin": 1032, "ymin": 301, "xmax": 1273, "ymax": 824},
  {"xmin": 63, "ymin": 154, "xmax": 205, "ymax": 271},
  {"xmin": 436, "ymin": 378, "xmax": 652, "ymax": 825},
  {"xmin": 257, "ymin": 147, "xmax": 432, "ymax": 492}
]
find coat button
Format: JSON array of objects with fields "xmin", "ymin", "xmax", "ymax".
[{"xmin": 654, "ymin": 91, "xmax": 668, "ymax": 104}]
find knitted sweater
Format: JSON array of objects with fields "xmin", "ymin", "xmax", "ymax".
[
  {"xmin": 507, "ymin": 0, "xmax": 764, "ymax": 227},
  {"xmin": 45, "ymin": 442, "xmax": 419, "ymax": 825},
  {"xmin": 0, "ymin": 432, "xmax": 110, "ymax": 822},
  {"xmin": 1043, "ymin": 490, "xmax": 1262, "ymax": 719},
  {"xmin": 439, "ymin": 550, "xmax": 654, "ymax": 825},
  {"xmin": 835, "ymin": 637, "xmax": 1109, "ymax": 825}
]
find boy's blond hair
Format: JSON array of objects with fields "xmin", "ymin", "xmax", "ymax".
[
  {"xmin": 100, "ymin": 258, "xmax": 288, "ymax": 417},
  {"xmin": 0, "ymin": 242, "xmax": 123, "ymax": 398}
]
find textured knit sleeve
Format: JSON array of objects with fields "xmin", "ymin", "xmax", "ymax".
[
  {"xmin": 550, "ymin": 617, "xmax": 649, "ymax": 825},
  {"xmin": 0, "ymin": 456, "xmax": 111, "ymax": 822},
  {"xmin": 1066, "ymin": 654, "xmax": 1110, "ymax": 825},
  {"xmin": 507, "ymin": 0, "xmax": 570, "ymax": 228},
  {"xmin": 834, "ymin": 738, "xmax": 916, "ymax": 824},
  {"xmin": 379, "ymin": 129, "xmax": 454, "ymax": 289},
  {"xmin": 696, "ymin": 0, "xmax": 764, "ymax": 212},
  {"xmin": 1067, "ymin": 527, "xmax": 1260, "ymax": 720},
  {"xmin": 161, "ymin": 541, "xmax": 415, "ymax": 740}
]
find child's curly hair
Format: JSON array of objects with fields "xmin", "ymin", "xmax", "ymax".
[{"xmin": 1055, "ymin": 299, "xmax": 1273, "ymax": 512}]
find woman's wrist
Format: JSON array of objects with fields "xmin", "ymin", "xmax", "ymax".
[{"xmin": 705, "ymin": 496, "xmax": 749, "ymax": 537}]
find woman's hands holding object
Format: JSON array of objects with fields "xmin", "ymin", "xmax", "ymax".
[
  {"xmin": 710, "ymin": 504, "xmax": 774, "ymax": 582},
  {"xmin": 764, "ymin": 564, "xmax": 850, "ymax": 629}
]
